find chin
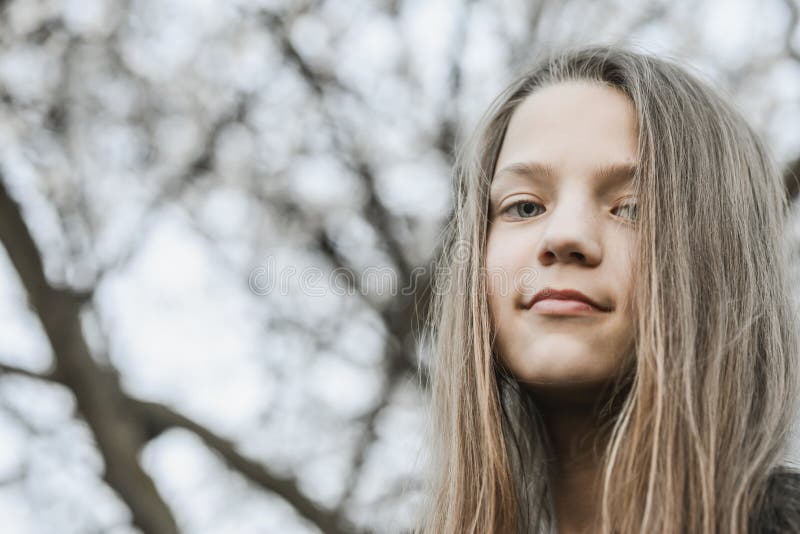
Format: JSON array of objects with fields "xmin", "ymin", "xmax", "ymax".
[{"xmin": 503, "ymin": 347, "xmax": 619, "ymax": 393}]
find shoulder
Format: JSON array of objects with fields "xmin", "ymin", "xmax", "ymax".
[{"xmin": 750, "ymin": 466, "xmax": 800, "ymax": 534}]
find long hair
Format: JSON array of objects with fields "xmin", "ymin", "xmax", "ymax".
[{"xmin": 414, "ymin": 44, "xmax": 800, "ymax": 534}]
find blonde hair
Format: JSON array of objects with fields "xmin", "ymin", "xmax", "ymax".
[{"xmin": 415, "ymin": 44, "xmax": 800, "ymax": 534}]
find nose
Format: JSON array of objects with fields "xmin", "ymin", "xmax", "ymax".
[{"xmin": 536, "ymin": 197, "xmax": 602, "ymax": 267}]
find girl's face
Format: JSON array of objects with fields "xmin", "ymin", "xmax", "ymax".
[{"xmin": 486, "ymin": 81, "xmax": 638, "ymax": 401}]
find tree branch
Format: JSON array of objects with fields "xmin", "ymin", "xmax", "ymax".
[
  {"xmin": 128, "ymin": 397, "xmax": 365, "ymax": 534},
  {"xmin": 0, "ymin": 175, "xmax": 180, "ymax": 534},
  {"xmin": 0, "ymin": 362, "xmax": 62, "ymax": 383}
]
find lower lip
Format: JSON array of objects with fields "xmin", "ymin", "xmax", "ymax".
[{"xmin": 530, "ymin": 299, "xmax": 604, "ymax": 315}]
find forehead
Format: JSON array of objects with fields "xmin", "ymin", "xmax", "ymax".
[{"xmin": 493, "ymin": 81, "xmax": 638, "ymax": 186}]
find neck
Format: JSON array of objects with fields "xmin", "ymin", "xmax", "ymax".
[
  {"xmin": 528, "ymin": 384, "xmax": 622, "ymax": 534},
  {"xmin": 543, "ymin": 405, "xmax": 604, "ymax": 534}
]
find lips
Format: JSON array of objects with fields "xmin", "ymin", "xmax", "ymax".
[{"xmin": 527, "ymin": 287, "xmax": 611, "ymax": 312}]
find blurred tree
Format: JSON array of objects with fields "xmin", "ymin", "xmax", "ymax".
[{"xmin": 1, "ymin": 0, "xmax": 800, "ymax": 533}]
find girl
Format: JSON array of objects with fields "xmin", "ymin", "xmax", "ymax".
[{"xmin": 415, "ymin": 45, "xmax": 800, "ymax": 534}]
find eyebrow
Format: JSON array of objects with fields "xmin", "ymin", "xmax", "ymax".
[{"xmin": 492, "ymin": 160, "xmax": 638, "ymax": 186}]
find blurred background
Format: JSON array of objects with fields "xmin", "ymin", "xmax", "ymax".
[{"xmin": 2, "ymin": 0, "xmax": 800, "ymax": 532}]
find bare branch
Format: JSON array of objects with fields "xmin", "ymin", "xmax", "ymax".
[
  {"xmin": 2, "ymin": 171, "xmax": 361, "ymax": 534},
  {"xmin": 1, "ymin": 175, "xmax": 181, "ymax": 534},
  {"xmin": 78, "ymin": 94, "xmax": 254, "ymax": 296},
  {"xmin": 0, "ymin": 362, "xmax": 62, "ymax": 383},
  {"xmin": 128, "ymin": 397, "xmax": 366, "ymax": 534},
  {"xmin": 337, "ymin": 353, "xmax": 409, "ymax": 508}
]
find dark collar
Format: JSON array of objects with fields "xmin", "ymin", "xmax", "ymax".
[{"xmin": 750, "ymin": 466, "xmax": 800, "ymax": 533}]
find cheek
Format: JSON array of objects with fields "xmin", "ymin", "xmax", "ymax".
[
  {"xmin": 485, "ymin": 226, "xmax": 531, "ymax": 281},
  {"xmin": 485, "ymin": 226, "xmax": 507, "ymax": 270},
  {"xmin": 485, "ymin": 230, "xmax": 519, "ymax": 311},
  {"xmin": 485, "ymin": 229, "xmax": 533, "ymax": 352},
  {"xmin": 486, "ymin": 228, "xmax": 545, "ymax": 315}
]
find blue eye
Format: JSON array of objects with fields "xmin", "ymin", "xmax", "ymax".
[
  {"xmin": 499, "ymin": 200, "xmax": 638, "ymax": 221},
  {"xmin": 506, "ymin": 200, "xmax": 545, "ymax": 218}
]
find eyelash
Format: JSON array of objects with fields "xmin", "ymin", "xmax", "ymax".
[{"xmin": 501, "ymin": 199, "xmax": 638, "ymax": 221}]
